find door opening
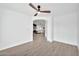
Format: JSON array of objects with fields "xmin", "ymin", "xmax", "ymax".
[{"xmin": 33, "ymin": 19, "xmax": 46, "ymax": 41}]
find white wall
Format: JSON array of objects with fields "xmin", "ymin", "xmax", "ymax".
[
  {"xmin": 0, "ymin": 4, "xmax": 78, "ymax": 51},
  {"xmin": 47, "ymin": 16, "xmax": 54, "ymax": 42},
  {"xmin": 54, "ymin": 12, "xmax": 77, "ymax": 45},
  {"xmin": 0, "ymin": 7, "xmax": 33, "ymax": 50},
  {"xmin": 77, "ymin": 5, "xmax": 79, "ymax": 47}
]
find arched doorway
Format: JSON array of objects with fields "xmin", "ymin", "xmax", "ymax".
[{"xmin": 33, "ymin": 19, "xmax": 46, "ymax": 41}]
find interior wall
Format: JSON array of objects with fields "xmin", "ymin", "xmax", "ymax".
[
  {"xmin": 0, "ymin": 9, "xmax": 2, "ymax": 43},
  {"xmin": 77, "ymin": 5, "xmax": 79, "ymax": 47},
  {"xmin": 47, "ymin": 16, "xmax": 54, "ymax": 42},
  {"xmin": 54, "ymin": 12, "xmax": 77, "ymax": 45},
  {"xmin": 0, "ymin": 7, "xmax": 33, "ymax": 50}
]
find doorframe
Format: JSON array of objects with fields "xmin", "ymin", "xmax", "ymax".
[
  {"xmin": 33, "ymin": 19, "xmax": 47, "ymax": 38},
  {"xmin": 32, "ymin": 16, "xmax": 53, "ymax": 42},
  {"xmin": 32, "ymin": 16, "xmax": 48, "ymax": 41}
]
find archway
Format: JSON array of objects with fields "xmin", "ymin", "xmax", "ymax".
[{"xmin": 33, "ymin": 19, "xmax": 46, "ymax": 41}]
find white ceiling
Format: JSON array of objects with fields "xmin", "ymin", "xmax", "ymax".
[{"xmin": 0, "ymin": 3, "xmax": 78, "ymax": 17}]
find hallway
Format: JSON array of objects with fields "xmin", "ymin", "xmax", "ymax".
[{"xmin": 0, "ymin": 33, "xmax": 78, "ymax": 56}]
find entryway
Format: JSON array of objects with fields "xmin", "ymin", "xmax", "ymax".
[{"xmin": 33, "ymin": 19, "xmax": 46, "ymax": 41}]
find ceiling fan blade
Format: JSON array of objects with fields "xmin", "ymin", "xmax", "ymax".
[
  {"xmin": 40, "ymin": 11, "xmax": 51, "ymax": 13},
  {"xmin": 34, "ymin": 13, "xmax": 38, "ymax": 16},
  {"xmin": 29, "ymin": 3, "xmax": 38, "ymax": 11}
]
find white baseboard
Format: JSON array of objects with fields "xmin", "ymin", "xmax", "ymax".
[
  {"xmin": 54, "ymin": 40, "xmax": 77, "ymax": 46},
  {"xmin": 46, "ymin": 38, "xmax": 53, "ymax": 43},
  {"xmin": 0, "ymin": 40, "xmax": 33, "ymax": 51},
  {"xmin": 78, "ymin": 46, "xmax": 79, "ymax": 49}
]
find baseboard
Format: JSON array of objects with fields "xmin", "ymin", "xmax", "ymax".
[
  {"xmin": 46, "ymin": 38, "xmax": 53, "ymax": 43},
  {"xmin": 53, "ymin": 40, "xmax": 77, "ymax": 46},
  {"xmin": 78, "ymin": 46, "xmax": 79, "ymax": 49},
  {"xmin": 0, "ymin": 40, "xmax": 33, "ymax": 51}
]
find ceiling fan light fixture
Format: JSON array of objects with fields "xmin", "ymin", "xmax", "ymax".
[
  {"xmin": 37, "ymin": 11, "xmax": 40, "ymax": 14},
  {"xmin": 29, "ymin": 3, "xmax": 51, "ymax": 16}
]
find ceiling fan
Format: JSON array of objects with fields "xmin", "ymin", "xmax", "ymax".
[{"xmin": 29, "ymin": 3, "xmax": 51, "ymax": 16}]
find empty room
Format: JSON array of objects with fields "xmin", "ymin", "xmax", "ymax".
[{"xmin": 0, "ymin": 3, "xmax": 79, "ymax": 56}]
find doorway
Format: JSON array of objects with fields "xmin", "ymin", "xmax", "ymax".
[{"xmin": 33, "ymin": 19, "xmax": 46, "ymax": 41}]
